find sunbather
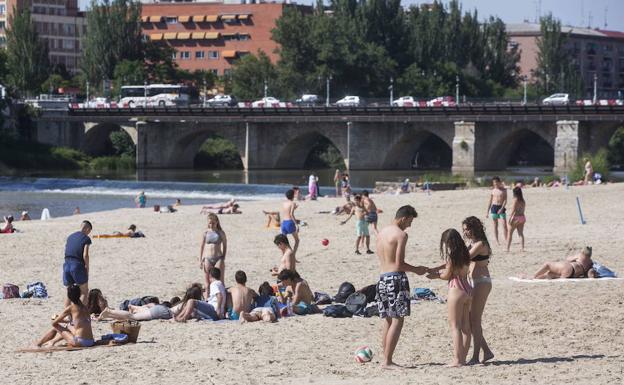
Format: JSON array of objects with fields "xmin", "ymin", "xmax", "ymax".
[
  {"xmin": 1, "ymin": 215, "xmax": 15, "ymax": 233},
  {"xmin": 263, "ymin": 210, "xmax": 281, "ymax": 228},
  {"xmin": 201, "ymin": 199, "xmax": 237, "ymax": 213},
  {"xmin": 240, "ymin": 282, "xmax": 279, "ymax": 323},
  {"xmin": 97, "ymin": 297, "xmax": 181, "ymax": 321},
  {"xmin": 36, "ymin": 284, "xmax": 95, "ymax": 348},
  {"xmin": 533, "ymin": 247, "xmax": 596, "ymax": 279},
  {"xmin": 203, "ymin": 204, "xmax": 242, "ymax": 215}
]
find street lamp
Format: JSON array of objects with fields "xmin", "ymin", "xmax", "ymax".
[
  {"xmin": 326, "ymin": 74, "xmax": 332, "ymax": 107},
  {"xmin": 144, "ymin": 80, "xmax": 148, "ymax": 107},
  {"xmin": 593, "ymin": 73, "xmax": 598, "ymax": 104},
  {"xmin": 389, "ymin": 77, "xmax": 394, "ymax": 105},
  {"xmin": 263, "ymin": 79, "xmax": 268, "ymax": 98},
  {"xmin": 545, "ymin": 73, "xmax": 550, "ymax": 94},
  {"xmin": 455, "ymin": 75, "xmax": 460, "ymax": 106}
]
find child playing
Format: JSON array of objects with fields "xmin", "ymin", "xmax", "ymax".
[
  {"xmin": 341, "ymin": 195, "xmax": 372, "ymax": 254},
  {"xmin": 427, "ymin": 229, "xmax": 472, "ymax": 367}
]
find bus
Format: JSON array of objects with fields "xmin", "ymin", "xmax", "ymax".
[{"xmin": 119, "ymin": 84, "xmax": 195, "ymax": 108}]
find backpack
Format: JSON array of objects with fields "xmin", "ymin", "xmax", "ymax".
[
  {"xmin": 345, "ymin": 292, "xmax": 367, "ymax": 316},
  {"xmin": 24, "ymin": 282, "xmax": 48, "ymax": 299},
  {"xmin": 323, "ymin": 304, "xmax": 352, "ymax": 318},
  {"xmin": 3, "ymin": 284, "xmax": 20, "ymax": 299},
  {"xmin": 334, "ymin": 282, "xmax": 355, "ymax": 303},
  {"xmin": 357, "ymin": 284, "xmax": 377, "ymax": 304},
  {"xmin": 314, "ymin": 291, "xmax": 332, "ymax": 305}
]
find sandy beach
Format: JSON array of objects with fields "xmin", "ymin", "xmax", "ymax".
[{"xmin": 1, "ymin": 183, "xmax": 623, "ymax": 385}]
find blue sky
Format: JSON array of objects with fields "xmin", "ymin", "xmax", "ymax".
[{"xmin": 78, "ymin": 0, "xmax": 624, "ymax": 32}]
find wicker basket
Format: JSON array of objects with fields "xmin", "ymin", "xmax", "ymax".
[{"xmin": 111, "ymin": 320, "xmax": 141, "ymax": 343}]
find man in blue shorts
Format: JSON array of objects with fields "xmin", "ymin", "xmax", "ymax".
[
  {"xmin": 280, "ymin": 189, "xmax": 300, "ymax": 255},
  {"xmin": 63, "ymin": 221, "xmax": 93, "ymax": 306}
]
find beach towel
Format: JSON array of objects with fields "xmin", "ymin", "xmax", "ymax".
[
  {"xmin": 592, "ymin": 262, "xmax": 617, "ymax": 278},
  {"xmin": 22, "ymin": 282, "xmax": 48, "ymax": 299},
  {"xmin": 508, "ymin": 276, "xmax": 624, "ymax": 283}
]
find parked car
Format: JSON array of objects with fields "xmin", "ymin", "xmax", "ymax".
[
  {"xmin": 392, "ymin": 96, "xmax": 420, "ymax": 107},
  {"xmin": 296, "ymin": 94, "xmax": 321, "ymax": 106},
  {"xmin": 251, "ymin": 97, "xmax": 285, "ymax": 108},
  {"xmin": 206, "ymin": 94, "xmax": 237, "ymax": 107},
  {"xmin": 542, "ymin": 93, "xmax": 569, "ymax": 106},
  {"xmin": 335, "ymin": 96, "xmax": 362, "ymax": 107},
  {"xmin": 426, "ymin": 96, "xmax": 456, "ymax": 107}
]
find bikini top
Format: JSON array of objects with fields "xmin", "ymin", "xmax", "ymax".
[
  {"xmin": 472, "ymin": 254, "xmax": 490, "ymax": 262},
  {"xmin": 205, "ymin": 231, "xmax": 220, "ymax": 244}
]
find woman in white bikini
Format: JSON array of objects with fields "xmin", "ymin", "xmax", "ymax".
[
  {"xmin": 462, "ymin": 216, "xmax": 495, "ymax": 365},
  {"xmin": 199, "ymin": 213, "xmax": 227, "ymax": 299},
  {"xmin": 506, "ymin": 187, "xmax": 526, "ymax": 252}
]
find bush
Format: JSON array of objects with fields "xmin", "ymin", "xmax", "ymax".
[
  {"xmin": 607, "ymin": 127, "xmax": 624, "ymax": 167},
  {"xmin": 194, "ymin": 137, "xmax": 243, "ymax": 169},
  {"xmin": 569, "ymin": 149, "xmax": 610, "ymax": 182},
  {"xmin": 110, "ymin": 130, "xmax": 136, "ymax": 157},
  {"xmin": 90, "ymin": 155, "xmax": 135, "ymax": 171}
]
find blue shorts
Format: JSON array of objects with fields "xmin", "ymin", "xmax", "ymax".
[
  {"xmin": 195, "ymin": 301, "xmax": 219, "ymax": 320},
  {"xmin": 280, "ymin": 219, "xmax": 297, "ymax": 235},
  {"xmin": 63, "ymin": 259, "xmax": 88, "ymax": 286}
]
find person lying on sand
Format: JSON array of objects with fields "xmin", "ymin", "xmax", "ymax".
[
  {"xmin": 203, "ymin": 204, "xmax": 242, "ymax": 215},
  {"xmin": 36, "ymin": 284, "xmax": 95, "ymax": 348},
  {"xmin": 98, "ymin": 298, "xmax": 181, "ymax": 322},
  {"xmin": 87, "ymin": 289, "xmax": 109, "ymax": 317},
  {"xmin": 240, "ymin": 282, "xmax": 279, "ymax": 323},
  {"xmin": 532, "ymin": 247, "xmax": 596, "ymax": 279},
  {"xmin": 276, "ymin": 269, "xmax": 321, "ymax": 315},
  {"xmin": 97, "ymin": 225, "xmax": 145, "ymax": 238},
  {"xmin": 263, "ymin": 210, "xmax": 281, "ymax": 228},
  {"xmin": 226, "ymin": 271, "xmax": 257, "ymax": 321},
  {"xmin": 175, "ymin": 269, "xmax": 225, "ymax": 321},
  {"xmin": 1, "ymin": 215, "xmax": 15, "ymax": 233},
  {"xmin": 201, "ymin": 199, "xmax": 237, "ymax": 213}
]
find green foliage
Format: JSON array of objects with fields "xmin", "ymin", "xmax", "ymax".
[
  {"xmin": 143, "ymin": 41, "xmax": 178, "ymax": 83},
  {"xmin": 533, "ymin": 14, "xmax": 583, "ymax": 97},
  {"xmin": 41, "ymin": 74, "xmax": 67, "ymax": 94},
  {"xmin": 90, "ymin": 155, "xmax": 135, "ymax": 170},
  {"xmin": 5, "ymin": 7, "xmax": 50, "ymax": 95},
  {"xmin": 230, "ymin": 52, "xmax": 278, "ymax": 100},
  {"xmin": 109, "ymin": 131, "xmax": 136, "ymax": 157},
  {"xmin": 0, "ymin": 49, "xmax": 8, "ymax": 84},
  {"xmin": 194, "ymin": 137, "xmax": 244, "ymax": 169},
  {"xmin": 608, "ymin": 127, "xmax": 624, "ymax": 166},
  {"xmin": 112, "ymin": 59, "xmax": 146, "ymax": 96},
  {"xmin": 305, "ymin": 137, "xmax": 345, "ymax": 169},
  {"xmin": 569, "ymin": 149, "xmax": 610, "ymax": 181}
]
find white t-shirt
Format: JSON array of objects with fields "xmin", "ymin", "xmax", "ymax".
[{"xmin": 208, "ymin": 280, "xmax": 226, "ymax": 315}]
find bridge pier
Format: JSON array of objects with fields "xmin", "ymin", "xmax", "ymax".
[
  {"xmin": 452, "ymin": 121, "xmax": 476, "ymax": 176},
  {"xmin": 553, "ymin": 120, "xmax": 580, "ymax": 175}
]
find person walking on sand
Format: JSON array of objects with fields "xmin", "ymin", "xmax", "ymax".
[
  {"xmin": 361, "ymin": 190, "xmax": 379, "ymax": 234},
  {"xmin": 506, "ymin": 187, "xmax": 526, "ymax": 252},
  {"xmin": 426, "ymin": 229, "xmax": 472, "ymax": 367},
  {"xmin": 280, "ymin": 189, "xmax": 300, "ymax": 255},
  {"xmin": 462, "ymin": 216, "xmax": 494, "ymax": 365},
  {"xmin": 135, "ymin": 191, "xmax": 146, "ymax": 208},
  {"xmin": 341, "ymin": 195, "xmax": 372, "ymax": 255},
  {"xmin": 334, "ymin": 169, "xmax": 342, "ymax": 197},
  {"xmin": 62, "ymin": 221, "xmax": 93, "ymax": 306},
  {"xmin": 375, "ymin": 205, "xmax": 427, "ymax": 369},
  {"xmin": 199, "ymin": 213, "xmax": 227, "ymax": 299},
  {"xmin": 486, "ymin": 177, "xmax": 508, "ymax": 245}
]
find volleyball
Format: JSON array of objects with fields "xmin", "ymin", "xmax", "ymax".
[
  {"xmin": 354, "ymin": 346, "xmax": 373, "ymax": 363},
  {"xmin": 321, "ymin": 238, "xmax": 329, "ymax": 246}
]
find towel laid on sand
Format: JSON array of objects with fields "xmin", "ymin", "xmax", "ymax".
[{"xmin": 508, "ymin": 276, "xmax": 624, "ymax": 283}]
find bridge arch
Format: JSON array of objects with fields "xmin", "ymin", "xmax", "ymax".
[
  {"xmin": 487, "ymin": 128, "xmax": 555, "ymax": 169},
  {"xmin": 171, "ymin": 128, "xmax": 245, "ymax": 169},
  {"xmin": 274, "ymin": 131, "xmax": 346, "ymax": 169},
  {"xmin": 82, "ymin": 123, "xmax": 137, "ymax": 156},
  {"xmin": 382, "ymin": 129, "xmax": 453, "ymax": 169}
]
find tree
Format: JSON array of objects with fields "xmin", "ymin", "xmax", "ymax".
[
  {"xmin": 5, "ymin": 7, "xmax": 50, "ymax": 95},
  {"xmin": 82, "ymin": 0, "xmax": 143, "ymax": 86},
  {"xmin": 230, "ymin": 51, "xmax": 278, "ymax": 100},
  {"xmin": 112, "ymin": 59, "xmax": 146, "ymax": 96}
]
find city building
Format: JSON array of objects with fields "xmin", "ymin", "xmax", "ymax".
[
  {"xmin": 140, "ymin": 1, "xmax": 307, "ymax": 76},
  {"xmin": 507, "ymin": 23, "xmax": 624, "ymax": 98},
  {"xmin": 0, "ymin": 0, "xmax": 87, "ymax": 74}
]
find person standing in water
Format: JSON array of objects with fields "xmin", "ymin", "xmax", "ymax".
[
  {"xmin": 486, "ymin": 177, "xmax": 508, "ymax": 245},
  {"xmin": 135, "ymin": 191, "xmax": 146, "ymax": 208},
  {"xmin": 280, "ymin": 189, "xmax": 300, "ymax": 255},
  {"xmin": 199, "ymin": 213, "xmax": 227, "ymax": 299},
  {"xmin": 507, "ymin": 187, "xmax": 526, "ymax": 252}
]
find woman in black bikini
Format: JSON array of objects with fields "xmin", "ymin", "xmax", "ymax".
[
  {"xmin": 533, "ymin": 247, "xmax": 594, "ymax": 279},
  {"xmin": 462, "ymin": 216, "xmax": 495, "ymax": 365},
  {"xmin": 199, "ymin": 213, "xmax": 227, "ymax": 299}
]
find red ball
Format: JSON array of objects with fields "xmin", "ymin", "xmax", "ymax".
[{"xmin": 321, "ymin": 239, "xmax": 329, "ymax": 246}]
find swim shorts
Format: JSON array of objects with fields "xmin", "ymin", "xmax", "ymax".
[
  {"xmin": 194, "ymin": 301, "xmax": 218, "ymax": 321},
  {"xmin": 365, "ymin": 211, "xmax": 378, "ymax": 224},
  {"xmin": 356, "ymin": 219, "xmax": 369, "ymax": 237},
  {"xmin": 280, "ymin": 219, "xmax": 297, "ymax": 235},
  {"xmin": 490, "ymin": 204, "xmax": 506, "ymax": 219},
  {"xmin": 376, "ymin": 272, "xmax": 410, "ymax": 318},
  {"xmin": 62, "ymin": 259, "xmax": 88, "ymax": 286}
]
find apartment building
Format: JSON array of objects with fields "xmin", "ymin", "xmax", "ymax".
[
  {"xmin": 508, "ymin": 23, "xmax": 624, "ymax": 98},
  {"xmin": 141, "ymin": 1, "xmax": 306, "ymax": 76},
  {"xmin": 0, "ymin": 0, "xmax": 86, "ymax": 74}
]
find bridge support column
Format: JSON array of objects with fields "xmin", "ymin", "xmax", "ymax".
[
  {"xmin": 452, "ymin": 121, "xmax": 476, "ymax": 176},
  {"xmin": 554, "ymin": 120, "xmax": 579, "ymax": 175},
  {"xmin": 136, "ymin": 121, "xmax": 149, "ymax": 169}
]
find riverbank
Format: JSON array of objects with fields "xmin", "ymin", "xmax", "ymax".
[{"xmin": 1, "ymin": 183, "xmax": 623, "ymax": 384}]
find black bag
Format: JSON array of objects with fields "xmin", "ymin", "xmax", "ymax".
[
  {"xmin": 323, "ymin": 304, "xmax": 352, "ymax": 318},
  {"xmin": 364, "ymin": 304, "xmax": 379, "ymax": 317},
  {"xmin": 314, "ymin": 291, "xmax": 332, "ymax": 305},
  {"xmin": 334, "ymin": 282, "xmax": 355, "ymax": 303},
  {"xmin": 345, "ymin": 292, "xmax": 367, "ymax": 316},
  {"xmin": 357, "ymin": 284, "xmax": 377, "ymax": 304}
]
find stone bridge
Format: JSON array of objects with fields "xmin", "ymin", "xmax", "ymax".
[{"xmin": 34, "ymin": 105, "xmax": 624, "ymax": 175}]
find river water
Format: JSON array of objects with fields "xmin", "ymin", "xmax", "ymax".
[{"xmin": 1, "ymin": 167, "xmax": 619, "ymax": 219}]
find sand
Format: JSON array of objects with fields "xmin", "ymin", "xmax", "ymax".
[{"xmin": 1, "ymin": 183, "xmax": 623, "ymax": 385}]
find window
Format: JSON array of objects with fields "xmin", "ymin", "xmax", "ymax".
[
  {"xmin": 172, "ymin": 52, "xmax": 177, "ymax": 60},
  {"xmin": 0, "ymin": 5, "xmax": 5, "ymax": 15},
  {"xmin": 0, "ymin": 21, "xmax": 5, "ymax": 30},
  {"xmin": 208, "ymin": 51, "xmax": 219, "ymax": 59},
  {"xmin": 166, "ymin": 17, "xmax": 178, "ymax": 24},
  {"xmin": 180, "ymin": 51, "xmax": 190, "ymax": 60},
  {"xmin": 63, "ymin": 39, "xmax": 74, "ymax": 50},
  {"xmin": 604, "ymin": 44, "xmax": 613, "ymax": 52},
  {"xmin": 195, "ymin": 51, "xmax": 205, "ymax": 59},
  {"xmin": 238, "ymin": 34, "xmax": 250, "ymax": 41}
]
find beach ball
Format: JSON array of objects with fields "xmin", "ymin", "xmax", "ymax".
[
  {"xmin": 354, "ymin": 346, "xmax": 373, "ymax": 363},
  {"xmin": 321, "ymin": 238, "xmax": 329, "ymax": 246}
]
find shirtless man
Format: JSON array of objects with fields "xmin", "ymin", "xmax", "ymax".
[
  {"xmin": 533, "ymin": 247, "xmax": 596, "ymax": 279},
  {"xmin": 226, "ymin": 271, "xmax": 257, "ymax": 321},
  {"xmin": 341, "ymin": 195, "xmax": 372, "ymax": 255},
  {"xmin": 361, "ymin": 190, "xmax": 379, "ymax": 234},
  {"xmin": 280, "ymin": 189, "xmax": 300, "ymax": 254},
  {"xmin": 271, "ymin": 234, "xmax": 296, "ymax": 275},
  {"xmin": 486, "ymin": 176, "xmax": 508, "ymax": 245},
  {"xmin": 376, "ymin": 205, "xmax": 427, "ymax": 369},
  {"xmin": 277, "ymin": 269, "xmax": 320, "ymax": 315}
]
